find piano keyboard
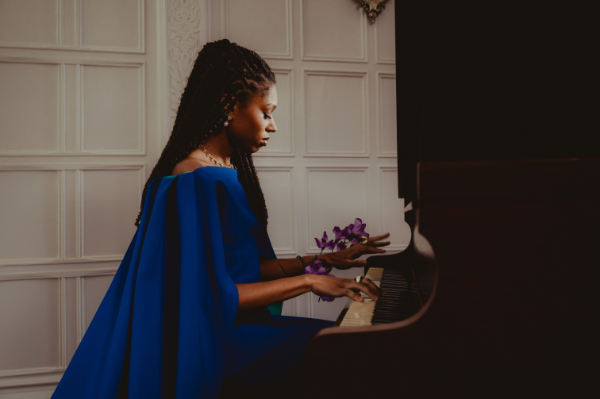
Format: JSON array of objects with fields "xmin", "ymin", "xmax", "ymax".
[
  {"xmin": 339, "ymin": 266, "xmax": 423, "ymax": 327},
  {"xmin": 339, "ymin": 267, "xmax": 383, "ymax": 327}
]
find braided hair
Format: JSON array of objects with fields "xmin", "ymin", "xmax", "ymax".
[{"xmin": 135, "ymin": 39, "xmax": 275, "ymax": 231}]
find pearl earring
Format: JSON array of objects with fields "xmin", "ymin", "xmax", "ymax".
[{"xmin": 224, "ymin": 115, "xmax": 232, "ymax": 127}]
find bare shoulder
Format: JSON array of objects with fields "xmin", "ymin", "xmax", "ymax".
[{"xmin": 171, "ymin": 157, "xmax": 212, "ymax": 176}]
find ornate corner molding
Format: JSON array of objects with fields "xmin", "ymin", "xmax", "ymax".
[
  {"xmin": 360, "ymin": 0, "xmax": 389, "ymax": 23},
  {"xmin": 167, "ymin": 0, "xmax": 205, "ymax": 130}
]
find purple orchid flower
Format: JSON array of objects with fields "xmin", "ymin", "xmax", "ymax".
[
  {"xmin": 315, "ymin": 231, "xmax": 335, "ymax": 250},
  {"xmin": 336, "ymin": 241, "xmax": 347, "ymax": 251},
  {"xmin": 304, "ymin": 259, "xmax": 333, "ymax": 275},
  {"xmin": 332, "ymin": 226, "xmax": 349, "ymax": 241},
  {"xmin": 318, "ymin": 296, "xmax": 335, "ymax": 302},
  {"xmin": 349, "ymin": 218, "xmax": 369, "ymax": 238},
  {"xmin": 305, "ymin": 259, "xmax": 335, "ymax": 302}
]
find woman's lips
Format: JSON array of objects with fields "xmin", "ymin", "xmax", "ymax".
[{"xmin": 260, "ymin": 139, "xmax": 268, "ymax": 146}]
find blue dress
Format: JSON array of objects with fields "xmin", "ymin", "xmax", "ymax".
[{"xmin": 51, "ymin": 167, "xmax": 333, "ymax": 399}]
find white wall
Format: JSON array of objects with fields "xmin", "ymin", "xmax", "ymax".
[{"xmin": 0, "ymin": 0, "xmax": 168, "ymax": 397}]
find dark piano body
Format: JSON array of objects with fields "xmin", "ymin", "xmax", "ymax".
[{"xmin": 304, "ymin": 1, "xmax": 599, "ymax": 397}]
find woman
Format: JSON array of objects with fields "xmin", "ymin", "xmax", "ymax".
[{"xmin": 51, "ymin": 39, "xmax": 389, "ymax": 399}]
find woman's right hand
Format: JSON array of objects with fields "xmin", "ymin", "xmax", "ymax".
[{"xmin": 305, "ymin": 274, "xmax": 382, "ymax": 302}]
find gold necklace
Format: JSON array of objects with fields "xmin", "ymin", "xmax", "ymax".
[{"xmin": 200, "ymin": 145, "xmax": 236, "ymax": 169}]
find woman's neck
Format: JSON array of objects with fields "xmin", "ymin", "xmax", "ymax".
[{"xmin": 193, "ymin": 131, "xmax": 233, "ymax": 166}]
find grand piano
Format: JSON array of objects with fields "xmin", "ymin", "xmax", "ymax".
[{"xmin": 304, "ymin": 1, "xmax": 599, "ymax": 397}]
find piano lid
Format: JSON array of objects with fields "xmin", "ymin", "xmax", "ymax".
[{"xmin": 395, "ymin": 0, "xmax": 600, "ymax": 204}]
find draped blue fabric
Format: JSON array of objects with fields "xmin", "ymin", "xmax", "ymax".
[{"xmin": 51, "ymin": 167, "xmax": 332, "ymax": 399}]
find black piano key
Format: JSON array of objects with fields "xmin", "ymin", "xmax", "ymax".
[{"xmin": 371, "ymin": 266, "xmax": 422, "ymax": 325}]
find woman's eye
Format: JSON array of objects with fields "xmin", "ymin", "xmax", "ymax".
[{"xmin": 264, "ymin": 113, "xmax": 272, "ymax": 119}]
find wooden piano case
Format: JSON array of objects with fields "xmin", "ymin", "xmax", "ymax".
[{"xmin": 304, "ymin": 158, "xmax": 600, "ymax": 398}]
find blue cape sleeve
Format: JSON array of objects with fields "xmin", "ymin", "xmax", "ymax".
[
  {"xmin": 52, "ymin": 169, "xmax": 245, "ymax": 399},
  {"xmin": 253, "ymin": 223, "xmax": 283, "ymax": 316}
]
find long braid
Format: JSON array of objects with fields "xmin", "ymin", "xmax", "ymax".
[{"xmin": 135, "ymin": 40, "xmax": 274, "ymax": 233}]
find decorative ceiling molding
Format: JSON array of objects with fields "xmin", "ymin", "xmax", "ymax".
[
  {"xmin": 167, "ymin": 0, "xmax": 205, "ymax": 130},
  {"xmin": 360, "ymin": 0, "xmax": 389, "ymax": 23}
]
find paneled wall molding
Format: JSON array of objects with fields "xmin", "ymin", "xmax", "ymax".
[
  {"xmin": 0, "ymin": 0, "xmax": 145, "ymax": 54},
  {"xmin": 79, "ymin": 63, "xmax": 146, "ymax": 155},
  {"xmin": 0, "ymin": 164, "xmax": 145, "ymax": 268},
  {"xmin": 0, "ymin": 56, "xmax": 145, "ymax": 68},
  {"xmin": 379, "ymin": 166, "xmax": 408, "ymax": 252},
  {"xmin": 255, "ymin": 166, "xmax": 296, "ymax": 255},
  {"xmin": 224, "ymin": 0, "xmax": 293, "ymax": 60},
  {"xmin": 0, "ymin": 163, "xmax": 147, "ymax": 171},
  {"xmin": 0, "ymin": 3, "xmax": 167, "ymax": 396},
  {"xmin": 0, "ymin": 257, "xmax": 122, "ymax": 271},
  {"xmin": 376, "ymin": 71, "xmax": 397, "ymax": 158},
  {"xmin": 374, "ymin": 0, "xmax": 395, "ymax": 64},
  {"xmin": 303, "ymin": 69, "xmax": 369, "ymax": 157},
  {"xmin": 305, "ymin": 166, "xmax": 370, "ymax": 253},
  {"xmin": 254, "ymin": 68, "xmax": 295, "ymax": 157},
  {"xmin": 167, "ymin": 0, "xmax": 206, "ymax": 133},
  {"xmin": 0, "ymin": 368, "xmax": 63, "ymax": 389},
  {"xmin": 0, "ymin": 273, "xmax": 115, "ymax": 389},
  {"xmin": 59, "ymin": 278, "xmax": 67, "ymax": 369},
  {"xmin": 0, "ymin": 265, "xmax": 118, "ymax": 283},
  {"xmin": 80, "ymin": 167, "xmax": 145, "ymax": 258},
  {"xmin": 0, "ymin": 58, "xmax": 146, "ymax": 157},
  {"xmin": 207, "ymin": 0, "xmax": 293, "ymax": 61},
  {"xmin": 300, "ymin": 0, "xmax": 368, "ymax": 63}
]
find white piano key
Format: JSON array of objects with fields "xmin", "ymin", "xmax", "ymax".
[{"xmin": 340, "ymin": 267, "xmax": 384, "ymax": 327}]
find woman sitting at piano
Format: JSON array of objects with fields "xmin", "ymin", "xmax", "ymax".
[{"xmin": 51, "ymin": 39, "xmax": 389, "ymax": 399}]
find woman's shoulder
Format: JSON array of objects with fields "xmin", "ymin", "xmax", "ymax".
[
  {"xmin": 171, "ymin": 157, "xmax": 212, "ymax": 176},
  {"xmin": 169, "ymin": 159, "xmax": 236, "ymax": 181}
]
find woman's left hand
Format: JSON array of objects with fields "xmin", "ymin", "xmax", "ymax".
[{"xmin": 321, "ymin": 232, "xmax": 390, "ymax": 270}]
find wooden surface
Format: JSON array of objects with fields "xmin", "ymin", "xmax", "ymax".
[{"xmin": 304, "ymin": 159, "xmax": 600, "ymax": 398}]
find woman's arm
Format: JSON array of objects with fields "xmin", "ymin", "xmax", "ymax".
[
  {"xmin": 258, "ymin": 255, "xmax": 323, "ymax": 280},
  {"xmin": 259, "ymin": 233, "xmax": 391, "ymax": 280},
  {"xmin": 236, "ymin": 274, "xmax": 382, "ymax": 311},
  {"xmin": 236, "ymin": 275, "xmax": 310, "ymax": 311}
]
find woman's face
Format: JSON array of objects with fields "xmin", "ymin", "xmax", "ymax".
[{"xmin": 227, "ymin": 85, "xmax": 277, "ymax": 153}]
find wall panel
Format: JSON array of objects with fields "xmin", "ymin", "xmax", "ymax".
[
  {"xmin": 377, "ymin": 73, "xmax": 397, "ymax": 156},
  {"xmin": 64, "ymin": 277, "xmax": 78, "ymax": 364},
  {"xmin": 306, "ymin": 167, "xmax": 369, "ymax": 253},
  {"xmin": 0, "ymin": 279, "xmax": 60, "ymax": 372},
  {"xmin": 256, "ymin": 69, "xmax": 293, "ymax": 156},
  {"xmin": 0, "ymin": 1, "xmax": 166, "ymax": 396},
  {"xmin": 0, "ymin": 171, "xmax": 60, "ymax": 263},
  {"xmin": 0, "ymin": 0, "xmax": 59, "ymax": 46},
  {"xmin": 256, "ymin": 167, "xmax": 295, "ymax": 255},
  {"xmin": 82, "ymin": 64, "xmax": 144, "ymax": 153},
  {"xmin": 82, "ymin": 275, "xmax": 114, "ymax": 331},
  {"xmin": 81, "ymin": 0, "xmax": 143, "ymax": 50},
  {"xmin": 0, "ymin": 62, "xmax": 60, "ymax": 153},
  {"xmin": 225, "ymin": 0, "xmax": 292, "ymax": 59},
  {"xmin": 304, "ymin": 71, "xmax": 368, "ymax": 156},
  {"xmin": 380, "ymin": 167, "xmax": 410, "ymax": 250},
  {"xmin": 82, "ymin": 168, "xmax": 142, "ymax": 258},
  {"xmin": 301, "ymin": 0, "xmax": 367, "ymax": 62},
  {"xmin": 375, "ymin": 0, "xmax": 395, "ymax": 63}
]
